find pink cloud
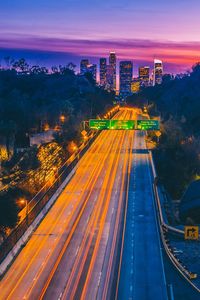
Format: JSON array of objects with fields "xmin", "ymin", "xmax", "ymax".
[{"xmin": 0, "ymin": 34, "xmax": 199, "ymax": 74}]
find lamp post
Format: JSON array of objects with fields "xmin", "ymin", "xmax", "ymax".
[
  {"xmin": 52, "ymin": 166, "xmax": 58, "ymax": 177},
  {"xmin": 60, "ymin": 114, "xmax": 66, "ymax": 124},
  {"xmin": 20, "ymin": 199, "xmax": 28, "ymax": 226}
]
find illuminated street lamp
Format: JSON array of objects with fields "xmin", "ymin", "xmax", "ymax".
[
  {"xmin": 60, "ymin": 115, "xmax": 66, "ymax": 123},
  {"xmin": 67, "ymin": 141, "xmax": 78, "ymax": 154},
  {"xmin": 73, "ymin": 145, "xmax": 78, "ymax": 151},
  {"xmin": 19, "ymin": 198, "xmax": 28, "ymax": 226},
  {"xmin": 52, "ymin": 166, "xmax": 58, "ymax": 179},
  {"xmin": 155, "ymin": 130, "xmax": 162, "ymax": 143}
]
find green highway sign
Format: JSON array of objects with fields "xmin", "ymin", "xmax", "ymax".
[
  {"xmin": 136, "ymin": 120, "xmax": 160, "ymax": 131},
  {"xmin": 89, "ymin": 119, "xmax": 135, "ymax": 130},
  {"xmin": 89, "ymin": 119, "xmax": 110, "ymax": 129},
  {"xmin": 89, "ymin": 119, "xmax": 160, "ymax": 130},
  {"xmin": 110, "ymin": 120, "xmax": 135, "ymax": 130}
]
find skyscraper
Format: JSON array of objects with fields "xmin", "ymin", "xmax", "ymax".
[
  {"xmin": 100, "ymin": 58, "xmax": 107, "ymax": 86},
  {"xmin": 80, "ymin": 59, "xmax": 96, "ymax": 82},
  {"xmin": 80, "ymin": 59, "xmax": 89, "ymax": 75},
  {"xmin": 153, "ymin": 59, "xmax": 163, "ymax": 85},
  {"xmin": 87, "ymin": 64, "xmax": 97, "ymax": 81},
  {"xmin": 131, "ymin": 79, "xmax": 140, "ymax": 94},
  {"xmin": 139, "ymin": 66, "xmax": 150, "ymax": 86},
  {"xmin": 107, "ymin": 52, "xmax": 116, "ymax": 91},
  {"xmin": 119, "ymin": 61, "xmax": 133, "ymax": 97}
]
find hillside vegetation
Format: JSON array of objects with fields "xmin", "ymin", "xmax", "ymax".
[
  {"xmin": 128, "ymin": 63, "xmax": 200, "ymax": 201},
  {"xmin": 0, "ymin": 58, "xmax": 115, "ymax": 233}
]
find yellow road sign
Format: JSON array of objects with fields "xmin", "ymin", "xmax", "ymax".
[
  {"xmin": 81, "ymin": 130, "xmax": 87, "ymax": 136},
  {"xmin": 155, "ymin": 131, "xmax": 162, "ymax": 137},
  {"xmin": 184, "ymin": 226, "xmax": 199, "ymax": 240}
]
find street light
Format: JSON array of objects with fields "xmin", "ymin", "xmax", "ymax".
[
  {"xmin": 52, "ymin": 166, "xmax": 59, "ymax": 178},
  {"xmin": 83, "ymin": 135, "xmax": 88, "ymax": 141},
  {"xmin": 19, "ymin": 198, "xmax": 28, "ymax": 226},
  {"xmin": 60, "ymin": 115, "xmax": 66, "ymax": 123}
]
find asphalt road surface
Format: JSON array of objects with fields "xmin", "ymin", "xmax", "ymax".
[
  {"xmin": 116, "ymin": 130, "xmax": 168, "ymax": 300},
  {"xmin": 0, "ymin": 108, "xmax": 138, "ymax": 300}
]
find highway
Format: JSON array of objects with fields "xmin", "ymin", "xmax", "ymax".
[
  {"xmin": 116, "ymin": 130, "xmax": 168, "ymax": 300},
  {"xmin": 0, "ymin": 108, "xmax": 137, "ymax": 300}
]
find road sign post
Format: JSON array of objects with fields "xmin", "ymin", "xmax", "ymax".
[{"xmin": 184, "ymin": 226, "xmax": 199, "ymax": 240}]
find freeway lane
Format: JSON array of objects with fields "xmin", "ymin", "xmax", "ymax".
[
  {"xmin": 0, "ymin": 108, "xmax": 136, "ymax": 300},
  {"xmin": 38, "ymin": 109, "xmax": 135, "ymax": 300},
  {"xmin": 56, "ymin": 124, "xmax": 134, "ymax": 300},
  {"xmin": 116, "ymin": 130, "xmax": 168, "ymax": 300},
  {"xmin": 0, "ymin": 128, "xmax": 115, "ymax": 299}
]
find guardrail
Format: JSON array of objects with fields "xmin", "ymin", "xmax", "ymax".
[
  {"xmin": 149, "ymin": 151, "xmax": 200, "ymax": 293},
  {"xmin": 0, "ymin": 132, "xmax": 98, "ymax": 264},
  {"xmin": 0, "ymin": 106, "xmax": 120, "ymax": 266}
]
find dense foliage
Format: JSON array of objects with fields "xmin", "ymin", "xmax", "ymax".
[
  {"xmin": 128, "ymin": 63, "xmax": 200, "ymax": 204},
  {"xmin": 0, "ymin": 59, "xmax": 114, "ymax": 144},
  {"xmin": 0, "ymin": 58, "xmax": 115, "ymax": 231},
  {"xmin": 0, "ymin": 189, "xmax": 20, "ymax": 238}
]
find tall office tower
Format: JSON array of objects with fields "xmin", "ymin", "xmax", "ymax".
[
  {"xmin": 100, "ymin": 58, "xmax": 107, "ymax": 86},
  {"xmin": 108, "ymin": 52, "xmax": 116, "ymax": 91},
  {"xmin": 153, "ymin": 59, "xmax": 163, "ymax": 85},
  {"xmin": 139, "ymin": 66, "xmax": 150, "ymax": 87},
  {"xmin": 119, "ymin": 61, "xmax": 133, "ymax": 97},
  {"xmin": 106, "ymin": 64, "xmax": 114, "ymax": 90},
  {"xmin": 80, "ymin": 59, "xmax": 89, "ymax": 75},
  {"xmin": 87, "ymin": 64, "xmax": 97, "ymax": 81},
  {"xmin": 131, "ymin": 78, "xmax": 140, "ymax": 94}
]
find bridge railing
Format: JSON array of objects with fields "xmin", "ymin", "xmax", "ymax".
[
  {"xmin": 0, "ymin": 106, "xmax": 120, "ymax": 269},
  {"xmin": 0, "ymin": 132, "xmax": 100, "ymax": 265},
  {"xmin": 149, "ymin": 151, "xmax": 200, "ymax": 293}
]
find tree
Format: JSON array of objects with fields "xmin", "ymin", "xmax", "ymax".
[
  {"xmin": 12, "ymin": 58, "xmax": 29, "ymax": 74},
  {"xmin": 4, "ymin": 56, "xmax": 15, "ymax": 70},
  {"xmin": 67, "ymin": 62, "xmax": 76, "ymax": 72},
  {"xmin": 0, "ymin": 190, "xmax": 20, "ymax": 239},
  {"xmin": 0, "ymin": 120, "xmax": 17, "ymax": 160},
  {"xmin": 30, "ymin": 65, "xmax": 48, "ymax": 75}
]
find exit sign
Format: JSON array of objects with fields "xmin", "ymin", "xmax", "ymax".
[
  {"xmin": 89, "ymin": 119, "xmax": 110, "ymax": 129},
  {"xmin": 110, "ymin": 120, "xmax": 135, "ymax": 130},
  {"xmin": 136, "ymin": 120, "xmax": 160, "ymax": 131},
  {"xmin": 89, "ymin": 119, "xmax": 135, "ymax": 130},
  {"xmin": 89, "ymin": 119, "xmax": 160, "ymax": 131}
]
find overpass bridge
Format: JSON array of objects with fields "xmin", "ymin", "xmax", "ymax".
[{"xmin": 0, "ymin": 108, "xmax": 168, "ymax": 300}]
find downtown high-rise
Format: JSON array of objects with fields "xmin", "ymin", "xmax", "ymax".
[
  {"xmin": 153, "ymin": 59, "xmax": 163, "ymax": 85},
  {"xmin": 119, "ymin": 61, "xmax": 133, "ymax": 97},
  {"xmin": 106, "ymin": 52, "xmax": 116, "ymax": 91},
  {"xmin": 80, "ymin": 59, "xmax": 97, "ymax": 81},
  {"xmin": 139, "ymin": 66, "xmax": 150, "ymax": 86},
  {"xmin": 80, "ymin": 59, "xmax": 89, "ymax": 75},
  {"xmin": 99, "ymin": 58, "xmax": 107, "ymax": 86},
  {"xmin": 87, "ymin": 64, "xmax": 97, "ymax": 81}
]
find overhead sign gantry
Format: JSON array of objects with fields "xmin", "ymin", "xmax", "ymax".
[{"xmin": 89, "ymin": 119, "xmax": 160, "ymax": 131}]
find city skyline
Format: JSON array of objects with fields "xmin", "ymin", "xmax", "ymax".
[
  {"xmin": 0, "ymin": 0, "xmax": 200, "ymax": 75},
  {"xmin": 80, "ymin": 54, "xmax": 162, "ymax": 92}
]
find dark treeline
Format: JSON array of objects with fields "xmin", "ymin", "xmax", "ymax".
[
  {"xmin": 0, "ymin": 58, "xmax": 114, "ymax": 146},
  {"xmin": 127, "ymin": 63, "xmax": 200, "ymax": 213},
  {"xmin": 0, "ymin": 57, "xmax": 115, "ymax": 233}
]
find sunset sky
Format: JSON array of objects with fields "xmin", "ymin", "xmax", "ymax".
[{"xmin": 1, "ymin": 0, "xmax": 200, "ymax": 75}]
